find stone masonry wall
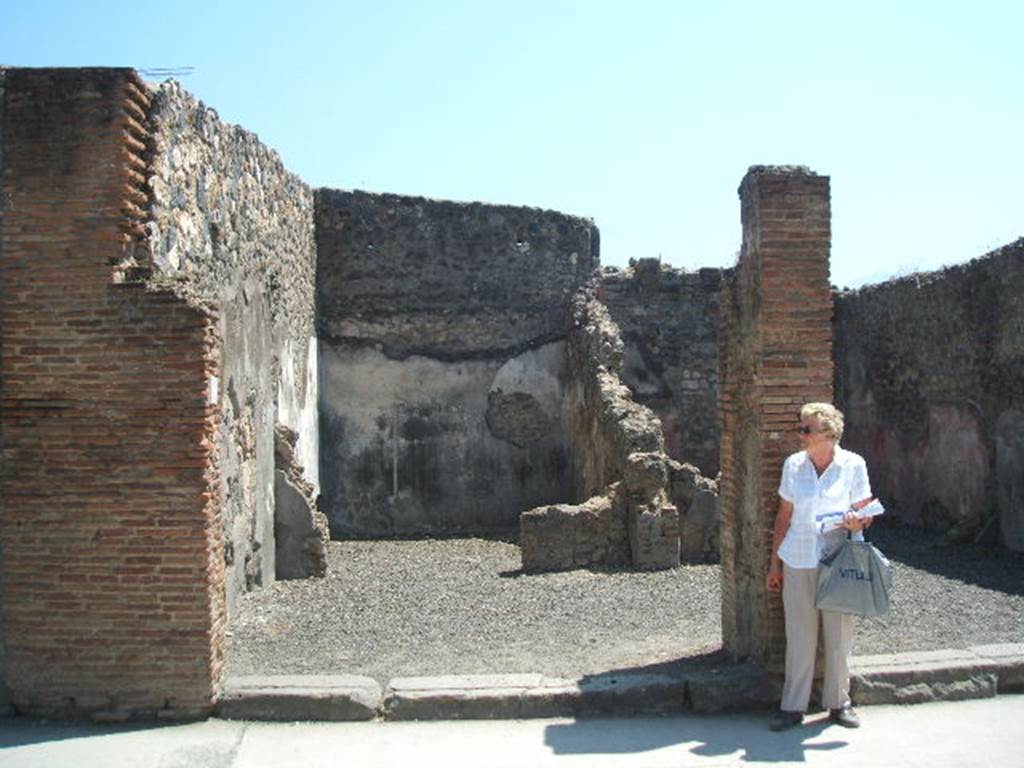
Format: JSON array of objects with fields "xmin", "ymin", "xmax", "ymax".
[
  {"xmin": 834, "ymin": 239, "xmax": 1024, "ymax": 550},
  {"xmin": 146, "ymin": 82, "xmax": 320, "ymax": 612},
  {"xmin": 0, "ymin": 68, "xmax": 224, "ymax": 719},
  {"xmin": 316, "ymin": 189, "xmax": 597, "ymax": 535},
  {"xmin": 600, "ymin": 259, "xmax": 724, "ymax": 475},
  {"xmin": 719, "ymin": 166, "xmax": 833, "ymax": 667},
  {"xmin": 567, "ymin": 289, "xmax": 667, "ymax": 502},
  {"xmin": 0, "ymin": 64, "xmax": 9, "ymax": 716},
  {"xmin": 0, "ymin": 64, "xmax": 10, "ymax": 717}
]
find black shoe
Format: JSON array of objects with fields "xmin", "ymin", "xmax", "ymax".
[
  {"xmin": 829, "ymin": 705, "xmax": 861, "ymax": 728},
  {"xmin": 769, "ymin": 710, "xmax": 804, "ymax": 731}
]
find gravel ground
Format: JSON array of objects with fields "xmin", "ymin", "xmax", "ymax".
[
  {"xmin": 854, "ymin": 524, "xmax": 1024, "ymax": 655},
  {"xmin": 225, "ymin": 524, "xmax": 1024, "ymax": 684}
]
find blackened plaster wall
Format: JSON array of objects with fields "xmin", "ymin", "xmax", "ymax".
[{"xmin": 316, "ymin": 190, "xmax": 598, "ymax": 535}]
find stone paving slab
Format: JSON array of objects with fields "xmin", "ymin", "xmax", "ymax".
[
  {"xmin": 685, "ymin": 664, "xmax": 780, "ymax": 713},
  {"xmin": 216, "ymin": 645, "xmax": 1024, "ymax": 722},
  {"xmin": 383, "ymin": 672, "xmax": 690, "ymax": 720},
  {"xmin": 849, "ymin": 645, "xmax": 1024, "ymax": 705},
  {"xmin": 216, "ymin": 675, "xmax": 380, "ymax": 721},
  {"xmin": 969, "ymin": 643, "xmax": 1024, "ymax": 691}
]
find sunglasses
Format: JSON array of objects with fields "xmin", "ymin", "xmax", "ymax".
[{"xmin": 797, "ymin": 426, "xmax": 821, "ymax": 435}]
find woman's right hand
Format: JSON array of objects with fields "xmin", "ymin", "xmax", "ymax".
[{"xmin": 766, "ymin": 562, "xmax": 783, "ymax": 592}]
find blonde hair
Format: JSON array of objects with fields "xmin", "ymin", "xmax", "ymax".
[{"xmin": 800, "ymin": 402, "xmax": 844, "ymax": 442}]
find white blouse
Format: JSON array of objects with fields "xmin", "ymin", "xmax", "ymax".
[{"xmin": 777, "ymin": 446, "xmax": 872, "ymax": 569}]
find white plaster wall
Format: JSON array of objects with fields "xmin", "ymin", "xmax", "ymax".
[{"xmin": 277, "ymin": 335, "xmax": 320, "ymax": 492}]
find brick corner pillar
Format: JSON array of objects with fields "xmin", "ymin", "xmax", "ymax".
[
  {"xmin": 0, "ymin": 68, "xmax": 225, "ymax": 720},
  {"xmin": 718, "ymin": 165, "xmax": 833, "ymax": 668}
]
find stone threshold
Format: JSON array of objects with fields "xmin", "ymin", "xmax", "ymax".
[{"xmin": 215, "ymin": 643, "xmax": 1024, "ymax": 722}]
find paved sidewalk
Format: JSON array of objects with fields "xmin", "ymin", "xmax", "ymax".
[{"xmin": 3, "ymin": 695, "xmax": 1023, "ymax": 768}]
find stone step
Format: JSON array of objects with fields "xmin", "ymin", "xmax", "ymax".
[{"xmin": 216, "ymin": 675, "xmax": 381, "ymax": 721}]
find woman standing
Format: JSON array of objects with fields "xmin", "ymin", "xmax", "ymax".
[{"xmin": 767, "ymin": 402, "xmax": 874, "ymax": 731}]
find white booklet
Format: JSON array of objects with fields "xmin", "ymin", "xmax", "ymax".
[{"xmin": 816, "ymin": 499, "xmax": 885, "ymax": 534}]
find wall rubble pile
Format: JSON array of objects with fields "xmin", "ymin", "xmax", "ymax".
[{"xmin": 274, "ymin": 425, "xmax": 329, "ymax": 579}]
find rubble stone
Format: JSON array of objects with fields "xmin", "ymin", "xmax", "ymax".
[
  {"xmin": 274, "ymin": 426, "xmax": 329, "ymax": 580},
  {"xmin": 520, "ymin": 491, "xmax": 629, "ymax": 572}
]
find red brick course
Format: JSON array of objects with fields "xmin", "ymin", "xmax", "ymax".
[{"xmin": 1, "ymin": 69, "xmax": 224, "ymax": 719}]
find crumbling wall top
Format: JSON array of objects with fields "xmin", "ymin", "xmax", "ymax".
[{"xmin": 315, "ymin": 188, "xmax": 598, "ymax": 360}]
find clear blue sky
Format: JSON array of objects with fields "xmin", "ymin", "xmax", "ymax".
[{"xmin": 3, "ymin": 1, "xmax": 1021, "ymax": 287}]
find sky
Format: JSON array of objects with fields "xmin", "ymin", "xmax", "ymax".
[{"xmin": 2, "ymin": 0, "xmax": 1021, "ymax": 288}]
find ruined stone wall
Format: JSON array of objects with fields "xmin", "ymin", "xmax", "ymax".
[
  {"xmin": 600, "ymin": 259, "xmax": 723, "ymax": 475},
  {"xmin": 146, "ymin": 82, "xmax": 319, "ymax": 610},
  {"xmin": 316, "ymin": 189, "xmax": 597, "ymax": 535},
  {"xmin": 0, "ymin": 68, "xmax": 224, "ymax": 719},
  {"xmin": 719, "ymin": 166, "xmax": 833, "ymax": 666},
  {"xmin": 520, "ymin": 289, "xmax": 711, "ymax": 572},
  {"xmin": 567, "ymin": 290, "xmax": 666, "ymax": 500},
  {"xmin": 834, "ymin": 239, "xmax": 1024, "ymax": 550},
  {"xmin": 0, "ymin": 64, "xmax": 10, "ymax": 716}
]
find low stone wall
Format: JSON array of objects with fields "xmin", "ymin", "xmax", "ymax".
[
  {"xmin": 521, "ymin": 489, "xmax": 630, "ymax": 571},
  {"xmin": 834, "ymin": 238, "xmax": 1024, "ymax": 549},
  {"xmin": 146, "ymin": 82, "xmax": 320, "ymax": 612},
  {"xmin": 599, "ymin": 259, "xmax": 724, "ymax": 475}
]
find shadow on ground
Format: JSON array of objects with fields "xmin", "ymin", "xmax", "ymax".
[
  {"xmin": 869, "ymin": 521, "xmax": 1024, "ymax": 595},
  {"xmin": 545, "ymin": 714, "xmax": 846, "ymax": 762},
  {"xmin": 0, "ymin": 718, "xmax": 162, "ymax": 748}
]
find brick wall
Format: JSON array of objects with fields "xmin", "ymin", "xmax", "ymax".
[
  {"xmin": 0, "ymin": 69, "xmax": 224, "ymax": 719},
  {"xmin": 718, "ymin": 166, "xmax": 832, "ymax": 666}
]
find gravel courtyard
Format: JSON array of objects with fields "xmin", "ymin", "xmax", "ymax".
[{"xmin": 225, "ymin": 524, "xmax": 1024, "ymax": 684}]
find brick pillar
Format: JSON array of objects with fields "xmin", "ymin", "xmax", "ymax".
[
  {"xmin": 718, "ymin": 166, "xmax": 832, "ymax": 666},
  {"xmin": 0, "ymin": 69, "xmax": 225, "ymax": 719}
]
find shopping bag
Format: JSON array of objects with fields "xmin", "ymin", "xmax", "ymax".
[{"xmin": 815, "ymin": 537, "xmax": 893, "ymax": 618}]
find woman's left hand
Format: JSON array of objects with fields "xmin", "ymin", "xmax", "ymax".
[{"xmin": 842, "ymin": 509, "xmax": 865, "ymax": 532}]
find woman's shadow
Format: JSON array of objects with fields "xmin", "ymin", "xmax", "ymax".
[{"xmin": 544, "ymin": 712, "xmax": 848, "ymax": 763}]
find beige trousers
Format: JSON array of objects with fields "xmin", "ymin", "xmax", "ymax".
[{"xmin": 781, "ymin": 564, "xmax": 854, "ymax": 712}]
